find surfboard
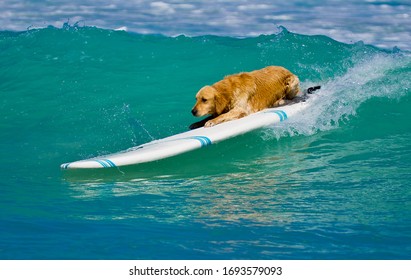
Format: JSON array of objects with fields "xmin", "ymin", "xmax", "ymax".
[{"xmin": 61, "ymin": 92, "xmax": 316, "ymax": 169}]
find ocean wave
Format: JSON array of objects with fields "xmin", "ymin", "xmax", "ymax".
[
  {"xmin": 264, "ymin": 52, "xmax": 411, "ymax": 139},
  {"xmin": 1, "ymin": 0, "xmax": 411, "ymax": 50},
  {"xmin": 1, "ymin": 26, "xmax": 410, "ymax": 164},
  {"xmin": 1, "ymin": 22, "xmax": 411, "ymax": 260}
]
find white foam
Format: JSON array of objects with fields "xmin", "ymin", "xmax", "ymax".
[
  {"xmin": 114, "ymin": 26, "xmax": 128, "ymax": 31},
  {"xmin": 264, "ymin": 53, "xmax": 411, "ymax": 139},
  {"xmin": 1, "ymin": 0, "xmax": 410, "ymax": 50}
]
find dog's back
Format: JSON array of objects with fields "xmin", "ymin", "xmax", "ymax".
[
  {"xmin": 217, "ymin": 66, "xmax": 300, "ymax": 113},
  {"xmin": 252, "ymin": 65, "xmax": 299, "ymax": 101},
  {"xmin": 190, "ymin": 65, "xmax": 300, "ymax": 128}
]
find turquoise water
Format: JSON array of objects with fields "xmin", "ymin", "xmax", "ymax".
[{"xmin": 1, "ymin": 26, "xmax": 411, "ymax": 259}]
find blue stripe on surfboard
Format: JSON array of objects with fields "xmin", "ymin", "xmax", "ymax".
[
  {"xmin": 103, "ymin": 159, "xmax": 117, "ymax": 167},
  {"xmin": 276, "ymin": 110, "xmax": 287, "ymax": 121},
  {"xmin": 275, "ymin": 111, "xmax": 284, "ymax": 121},
  {"xmin": 94, "ymin": 159, "xmax": 117, "ymax": 168},
  {"xmin": 199, "ymin": 136, "xmax": 212, "ymax": 146},
  {"xmin": 61, "ymin": 163, "xmax": 70, "ymax": 169},
  {"xmin": 190, "ymin": 136, "xmax": 212, "ymax": 147},
  {"xmin": 191, "ymin": 136, "xmax": 204, "ymax": 146},
  {"xmin": 279, "ymin": 110, "xmax": 288, "ymax": 120},
  {"xmin": 95, "ymin": 160, "xmax": 109, "ymax": 168},
  {"xmin": 264, "ymin": 110, "xmax": 288, "ymax": 121}
]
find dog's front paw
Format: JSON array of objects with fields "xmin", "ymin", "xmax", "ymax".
[{"xmin": 204, "ymin": 120, "xmax": 216, "ymax": 127}]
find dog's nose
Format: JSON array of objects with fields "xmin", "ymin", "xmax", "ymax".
[{"xmin": 191, "ymin": 108, "xmax": 197, "ymax": 116}]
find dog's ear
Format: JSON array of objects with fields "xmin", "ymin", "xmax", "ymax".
[{"xmin": 214, "ymin": 90, "xmax": 230, "ymax": 115}]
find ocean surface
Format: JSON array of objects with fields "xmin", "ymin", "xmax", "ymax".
[
  {"xmin": 1, "ymin": 1, "xmax": 411, "ymax": 260},
  {"xmin": 2, "ymin": 0, "xmax": 411, "ymax": 50}
]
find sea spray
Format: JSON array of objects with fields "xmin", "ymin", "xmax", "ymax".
[{"xmin": 263, "ymin": 52, "xmax": 411, "ymax": 140}]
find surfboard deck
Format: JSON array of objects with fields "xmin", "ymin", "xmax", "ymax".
[{"xmin": 61, "ymin": 93, "xmax": 314, "ymax": 169}]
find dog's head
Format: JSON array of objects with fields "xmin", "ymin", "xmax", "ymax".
[{"xmin": 191, "ymin": 86, "xmax": 220, "ymax": 117}]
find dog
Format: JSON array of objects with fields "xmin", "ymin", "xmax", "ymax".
[{"xmin": 189, "ymin": 66, "xmax": 300, "ymax": 129}]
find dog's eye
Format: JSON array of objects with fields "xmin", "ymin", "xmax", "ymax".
[{"xmin": 201, "ymin": 98, "xmax": 207, "ymax": 103}]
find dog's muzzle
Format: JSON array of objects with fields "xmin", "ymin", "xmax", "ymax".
[{"xmin": 191, "ymin": 108, "xmax": 198, "ymax": 116}]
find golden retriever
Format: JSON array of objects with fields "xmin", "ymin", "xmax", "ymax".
[{"xmin": 190, "ymin": 66, "xmax": 300, "ymax": 129}]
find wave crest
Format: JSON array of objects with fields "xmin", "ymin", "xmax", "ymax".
[{"xmin": 264, "ymin": 52, "xmax": 411, "ymax": 139}]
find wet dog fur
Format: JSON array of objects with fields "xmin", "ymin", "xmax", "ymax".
[{"xmin": 190, "ymin": 66, "xmax": 300, "ymax": 129}]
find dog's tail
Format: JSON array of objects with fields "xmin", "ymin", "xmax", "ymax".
[{"xmin": 304, "ymin": 85, "xmax": 321, "ymax": 94}]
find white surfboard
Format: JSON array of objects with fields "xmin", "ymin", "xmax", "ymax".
[{"xmin": 61, "ymin": 93, "xmax": 316, "ymax": 169}]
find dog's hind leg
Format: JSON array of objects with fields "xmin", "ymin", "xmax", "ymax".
[{"xmin": 285, "ymin": 75, "xmax": 300, "ymax": 100}]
